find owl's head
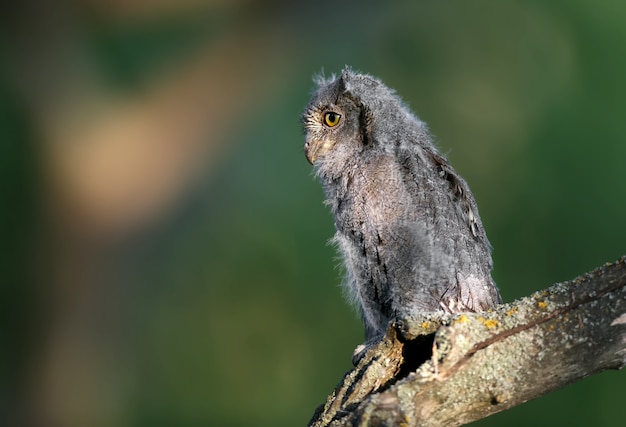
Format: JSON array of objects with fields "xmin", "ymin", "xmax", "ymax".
[{"xmin": 302, "ymin": 67, "xmax": 422, "ymax": 173}]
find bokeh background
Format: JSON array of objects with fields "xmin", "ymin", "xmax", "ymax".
[{"xmin": 2, "ymin": 0, "xmax": 625, "ymax": 426}]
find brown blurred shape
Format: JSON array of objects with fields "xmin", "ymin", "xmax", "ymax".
[{"xmin": 5, "ymin": 1, "xmax": 289, "ymax": 425}]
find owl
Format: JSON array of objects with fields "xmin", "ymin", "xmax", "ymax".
[{"xmin": 302, "ymin": 67, "xmax": 501, "ymax": 342}]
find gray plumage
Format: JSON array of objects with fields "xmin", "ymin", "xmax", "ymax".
[{"xmin": 302, "ymin": 67, "xmax": 501, "ymax": 341}]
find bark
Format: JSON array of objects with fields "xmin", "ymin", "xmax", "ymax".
[{"xmin": 308, "ymin": 256, "xmax": 626, "ymax": 427}]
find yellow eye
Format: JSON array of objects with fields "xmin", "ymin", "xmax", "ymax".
[{"xmin": 323, "ymin": 112, "xmax": 341, "ymax": 127}]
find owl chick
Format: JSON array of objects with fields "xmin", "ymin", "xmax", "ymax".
[{"xmin": 303, "ymin": 67, "xmax": 501, "ymax": 342}]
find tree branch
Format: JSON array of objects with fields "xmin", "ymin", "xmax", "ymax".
[{"xmin": 308, "ymin": 256, "xmax": 626, "ymax": 427}]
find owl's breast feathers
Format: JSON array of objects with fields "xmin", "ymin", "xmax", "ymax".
[{"xmin": 326, "ymin": 148, "xmax": 500, "ymax": 321}]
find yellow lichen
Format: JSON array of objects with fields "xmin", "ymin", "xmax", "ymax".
[
  {"xmin": 506, "ymin": 306, "xmax": 519, "ymax": 316},
  {"xmin": 455, "ymin": 314, "xmax": 470, "ymax": 323},
  {"xmin": 537, "ymin": 301, "xmax": 548, "ymax": 309},
  {"xmin": 483, "ymin": 319, "xmax": 499, "ymax": 329}
]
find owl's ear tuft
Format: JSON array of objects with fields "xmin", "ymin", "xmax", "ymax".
[
  {"xmin": 336, "ymin": 71, "xmax": 349, "ymax": 94},
  {"xmin": 339, "ymin": 66, "xmax": 358, "ymax": 93},
  {"xmin": 341, "ymin": 66, "xmax": 353, "ymax": 80}
]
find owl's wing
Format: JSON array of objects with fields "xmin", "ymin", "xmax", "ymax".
[{"xmin": 397, "ymin": 146, "xmax": 501, "ymax": 313}]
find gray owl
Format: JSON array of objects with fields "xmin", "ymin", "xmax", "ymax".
[{"xmin": 302, "ymin": 67, "xmax": 501, "ymax": 342}]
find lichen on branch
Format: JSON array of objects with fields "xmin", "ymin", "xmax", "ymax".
[{"xmin": 309, "ymin": 256, "xmax": 626, "ymax": 427}]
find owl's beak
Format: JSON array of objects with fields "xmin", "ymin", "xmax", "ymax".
[
  {"xmin": 304, "ymin": 141, "xmax": 316, "ymax": 165},
  {"xmin": 304, "ymin": 138, "xmax": 330, "ymax": 165}
]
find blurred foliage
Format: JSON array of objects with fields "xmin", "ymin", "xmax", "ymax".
[{"xmin": 1, "ymin": 0, "xmax": 625, "ymax": 426}]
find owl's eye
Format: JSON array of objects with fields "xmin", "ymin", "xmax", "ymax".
[{"xmin": 323, "ymin": 112, "xmax": 341, "ymax": 127}]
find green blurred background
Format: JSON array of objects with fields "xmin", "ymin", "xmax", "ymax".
[{"xmin": 1, "ymin": 0, "xmax": 625, "ymax": 426}]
